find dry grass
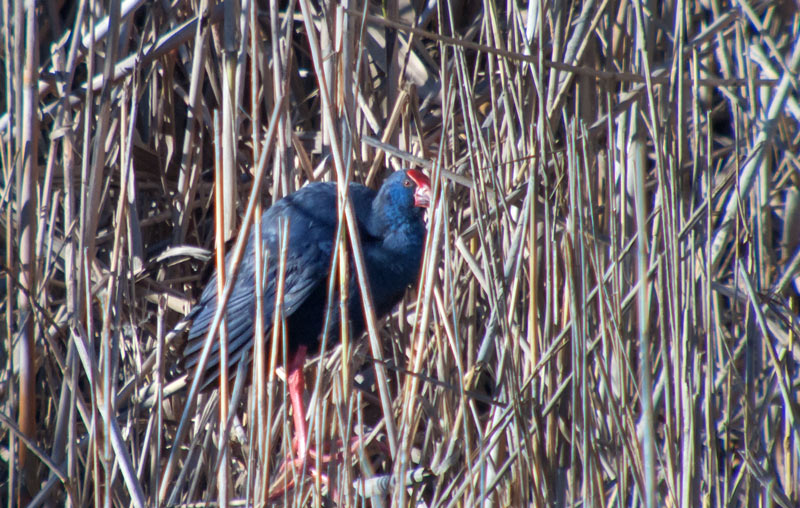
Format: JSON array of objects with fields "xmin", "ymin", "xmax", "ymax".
[{"xmin": 2, "ymin": 0, "xmax": 800, "ymax": 506}]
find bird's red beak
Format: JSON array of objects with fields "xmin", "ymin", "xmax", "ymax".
[{"xmin": 407, "ymin": 170, "xmax": 431, "ymax": 208}]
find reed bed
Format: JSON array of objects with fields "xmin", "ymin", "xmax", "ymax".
[{"xmin": 2, "ymin": 0, "xmax": 799, "ymax": 506}]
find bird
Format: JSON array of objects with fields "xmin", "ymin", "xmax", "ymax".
[{"xmin": 181, "ymin": 169, "xmax": 431, "ymax": 468}]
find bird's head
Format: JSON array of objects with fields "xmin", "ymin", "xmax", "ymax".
[
  {"xmin": 380, "ymin": 169, "xmax": 431, "ymax": 212},
  {"xmin": 370, "ymin": 169, "xmax": 431, "ymax": 234}
]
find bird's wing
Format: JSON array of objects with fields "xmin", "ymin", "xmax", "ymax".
[{"xmin": 183, "ymin": 183, "xmax": 358, "ymax": 391}]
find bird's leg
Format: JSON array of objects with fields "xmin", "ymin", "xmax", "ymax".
[
  {"xmin": 287, "ymin": 345, "xmax": 310, "ymax": 460},
  {"xmin": 266, "ymin": 346, "xmax": 318, "ymax": 501},
  {"xmin": 267, "ymin": 346, "xmax": 334, "ymax": 501},
  {"xmin": 286, "ymin": 345, "xmax": 348, "ymax": 464},
  {"xmin": 269, "ymin": 346, "xmax": 369, "ymax": 502}
]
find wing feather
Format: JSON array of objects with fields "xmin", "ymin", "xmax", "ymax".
[{"xmin": 183, "ymin": 182, "xmax": 377, "ymax": 391}]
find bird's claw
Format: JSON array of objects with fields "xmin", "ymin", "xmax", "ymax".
[{"xmin": 266, "ymin": 436, "xmax": 364, "ymax": 501}]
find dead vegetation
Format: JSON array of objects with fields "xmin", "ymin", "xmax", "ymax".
[{"xmin": 2, "ymin": 0, "xmax": 800, "ymax": 506}]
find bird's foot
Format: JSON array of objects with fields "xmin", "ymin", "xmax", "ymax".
[
  {"xmin": 275, "ymin": 436, "xmax": 360, "ymax": 486},
  {"xmin": 266, "ymin": 436, "xmax": 364, "ymax": 502},
  {"xmin": 266, "ymin": 459, "xmax": 329, "ymax": 503},
  {"xmin": 287, "ymin": 435, "xmax": 363, "ymax": 465}
]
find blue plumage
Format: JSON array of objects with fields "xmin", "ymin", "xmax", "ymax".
[{"xmin": 184, "ymin": 170, "xmax": 431, "ymax": 391}]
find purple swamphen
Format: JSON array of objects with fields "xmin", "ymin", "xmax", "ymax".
[{"xmin": 182, "ymin": 169, "xmax": 431, "ymax": 473}]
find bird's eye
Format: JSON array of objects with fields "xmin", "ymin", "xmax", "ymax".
[{"xmin": 403, "ymin": 179, "xmax": 412, "ymax": 187}]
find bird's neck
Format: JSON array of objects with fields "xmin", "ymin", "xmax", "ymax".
[
  {"xmin": 382, "ymin": 221, "xmax": 425, "ymax": 252},
  {"xmin": 364, "ymin": 212, "xmax": 425, "ymax": 298},
  {"xmin": 367, "ymin": 205, "xmax": 424, "ymax": 251}
]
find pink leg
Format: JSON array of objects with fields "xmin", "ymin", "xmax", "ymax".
[
  {"xmin": 268, "ymin": 346, "xmax": 329, "ymax": 501},
  {"xmin": 287, "ymin": 345, "xmax": 309, "ymax": 460},
  {"xmin": 266, "ymin": 346, "xmax": 313, "ymax": 501},
  {"xmin": 286, "ymin": 346, "xmax": 344, "ymax": 464},
  {"xmin": 269, "ymin": 346, "xmax": 366, "ymax": 501}
]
